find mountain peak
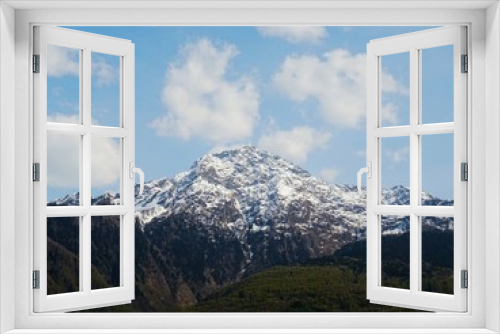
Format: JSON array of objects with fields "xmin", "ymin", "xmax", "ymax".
[{"xmin": 193, "ymin": 145, "xmax": 310, "ymax": 182}]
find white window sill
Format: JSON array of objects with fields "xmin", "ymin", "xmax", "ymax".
[{"xmin": 4, "ymin": 330, "xmax": 498, "ymax": 334}]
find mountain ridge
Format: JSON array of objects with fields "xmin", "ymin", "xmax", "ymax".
[
  {"xmin": 47, "ymin": 146, "xmax": 454, "ymax": 309},
  {"xmin": 50, "ymin": 145, "xmax": 453, "ymax": 240},
  {"xmin": 49, "ymin": 146, "xmax": 453, "ymax": 273}
]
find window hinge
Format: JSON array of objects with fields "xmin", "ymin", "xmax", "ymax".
[
  {"xmin": 461, "ymin": 162, "xmax": 468, "ymax": 181},
  {"xmin": 461, "ymin": 270, "xmax": 468, "ymax": 289},
  {"xmin": 461, "ymin": 54, "xmax": 468, "ymax": 73},
  {"xmin": 33, "ymin": 270, "xmax": 40, "ymax": 289},
  {"xmin": 33, "ymin": 54, "xmax": 40, "ymax": 73},
  {"xmin": 33, "ymin": 163, "xmax": 40, "ymax": 182}
]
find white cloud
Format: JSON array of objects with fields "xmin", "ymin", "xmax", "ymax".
[
  {"xmin": 340, "ymin": 27, "xmax": 354, "ymax": 33},
  {"xmin": 90, "ymin": 136, "xmax": 121, "ymax": 187},
  {"xmin": 47, "ymin": 45, "xmax": 80, "ymax": 77},
  {"xmin": 381, "ymin": 71, "xmax": 407, "ymax": 94},
  {"xmin": 381, "ymin": 102, "xmax": 399, "ymax": 126},
  {"xmin": 47, "ymin": 45, "xmax": 118, "ymax": 86},
  {"xmin": 257, "ymin": 26, "xmax": 327, "ymax": 44},
  {"xmin": 47, "ymin": 133, "xmax": 79, "ymax": 188},
  {"xmin": 273, "ymin": 49, "xmax": 407, "ymax": 128},
  {"xmin": 355, "ymin": 149, "xmax": 366, "ymax": 158},
  {"xmin": 319, "ymin": 168, "xmax": 339, "ymax": 183},
  {"xmin": 47, "ymin": 114, "xmax": 121, "ymax": 188},
  {"xmin": 209, "ymin": 142, "xmax": 251, "ymax": 155},
  {"xmin": 385, "ymin": 146, "xmax": 409, "ymax": 164},
  {"xmin": 150, "ymin": 39, "xmax": 260, "ymax": 145},
  {"xmin": 92, "ymin": 57, "xmax": 117, "ymax": 87},
  {"xmin": 47, "ymin": 113, "xmax": 78, "ymax": 124},
  {"xmin": 258, "ymin": 126, "xmax": 330, "ymax": 164}
]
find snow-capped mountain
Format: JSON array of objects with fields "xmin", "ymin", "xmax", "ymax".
[
  {"xmin": 133, "ymin": 145, "xmax": 451, "ymax": 234},
  {"xmin": 47, "ymin": 146, "xmax": 454, "ymax": 301},
  {"xmin": 49, "ymin": 146, "xmax": 453, "ymax": 262}
]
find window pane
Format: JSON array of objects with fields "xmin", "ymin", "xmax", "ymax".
[
  {"xmin": 381, "ymin": 215, "xmax": 410, "ymax": 290},
  {"xmin": 381, "ymin": 136, "xmax": 410, "ymax": 205},
  {"xmin": 421, "ymin": 45, "xmax": 454, "ymax": 124},
  {"xmin": 91, "ymin": 137, "xmax": 121, "ymax": 205},
  {"xmin": 421, "ymin": 133, "xmax": 454, "ymax": 205},
  {"xmin": 47, "ymin": 45, "xmax": 80, "ymax": 124},
  {"xmin": 91, "ymin": 52, "xmax": 120, "ymax": 127},
  {"xmin": 47, "ymin": 133, "xmax": 80, "ymax": 206},
  {"xmin": 91, "ymin": 215, "xmax": 121, "ymax": 290},
  {"xmin": 380, "ymin": 52, "xmax": 410, "ymax": 127},
  {"xmin": 421, "ymin": 216, "xmax": 454, "ymax": 294},
  {"xmin": 47, "ymin": 216, "xmax": 80, "ymax": 295}
]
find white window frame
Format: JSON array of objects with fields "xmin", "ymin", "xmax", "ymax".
[
  {"xmin": 1, "ymin": 1, "xmax": 498, "ymax": 333},
  {"xmin": 33, "ymin": 26, "xmax": 136, "ymax": 313},
  {"xmin": 366, "ymin": 26, "xmax": 468, "ymax": 312}
]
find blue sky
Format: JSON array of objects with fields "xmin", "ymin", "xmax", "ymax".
[{"xmin": 46, "ymin": 26, "xmax": 454, "ymax": 202}]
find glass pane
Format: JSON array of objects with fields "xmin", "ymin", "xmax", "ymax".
[
  {"xmin": 381, "ymin": 136, "xmax": 410, "ymax": 205},
  {"xmin": 91, "ymin": 137, "xmax": 121, "ymax": 205},
  {"xmin": 421, "ymin": 45, "xmax": 454, "ymax": 124},
  {"xmin": 381, "ymin": 215, "xmax": 410, "ymax": 290},
  {"xmin": 47, "ymin": 216, "xmax": 80, "ymax": 295},
  {"xmin": 47, "ymin": 133, "xmax": 80, "ymax": 206},
  {"xmin": 421, "ymin": 216, "xmax": 454, "ymax": 294},
  {"xmin": 91, "ymin": 52, "xmax": 120, "ymax": 127},
  {"xmin": 47, "ymin": 45, "xmax": 80, "ymax": 124},
  {"xmin": 421, "ymin": 133, "xmax": 454, "ymax": 205},
  {"xmin": 91, "ymin": 215, "xmax": 121, "ymax": 290},
  {"xmin": 380, "ymin": 52, "xmax": 410, "ymax": 127}
]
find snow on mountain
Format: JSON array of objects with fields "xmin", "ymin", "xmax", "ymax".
[
  {"xmin": 49, "ymin": 146, "xmax": 453, "ymax": 254},
  {"xmin": 131, "ymin": 146, "xmax": 451, "ymax": 233}
]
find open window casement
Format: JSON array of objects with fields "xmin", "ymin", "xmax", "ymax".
[
  {"xmin": 361, "ymin": 26, "xmax": 467, "ymax": 312},
  {"xmin": 33, "ymin": 26, "xmax": 142, "ymax": 312}
]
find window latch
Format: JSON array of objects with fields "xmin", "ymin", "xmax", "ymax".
[
  {"xmin": 129, "ymin": 162, "xmax": 145, "ymax": 195},
  {"xmin": 357, "ymin": 162, "xmax": 372, "ymax": 194}
]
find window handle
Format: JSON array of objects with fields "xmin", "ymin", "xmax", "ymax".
[
  {"xmin": 129, "ymin": 162, "xmax": 145, "ymax": 195},
  {"xmin": 357, "ymin": 162, "xmax": 372, "ymax": 194}
]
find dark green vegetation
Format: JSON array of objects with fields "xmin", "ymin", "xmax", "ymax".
[
  {"xmin": 187, "ymin": 266, "xmax": 407, "ymax": 312},
  {"xmin": 47, "ymin": 216, "xmax": 453, "ymax": 312},
  {"xmin": 188, "ymin": 230, "xmax": 453, "ymax": 312}
]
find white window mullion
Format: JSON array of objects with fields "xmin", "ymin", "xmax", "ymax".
[
  {"xmin": 373, "ymin": 205, "xmax": 454, "ymax": 217},
  {"xmin": 372, "ymin": 126, "xmax": 411, "ymax": 138},
  {"xmin": 82, "ymin": 47, "xmax": 91, "ymax": 204},
  {"xmin": 453, "ymin": 26, "xmax": 468, "ymax": 309},
  {"xmin": 365, "ymin": 43, "xmax": 379, "ymax": 301},
  {"xmin": 78, "ymin": 48, "xmax": 84, "ymax": 293},
  {"xmin": 373, "ymin": 124, "xmax": 454, "ymax": 138},
  {"xmin": 122, "ymin": 46, "xmax": 135, "ymax": 299},
  {"xmin": 33, "ymin": 27, "xmax": 49, "ymax": 307},
  {"xmin": 82, "ymin": 214, "xmax": 91, "ymax": 294},
  {"xmin": 416, "ymin": 48, "xmax": 423, "ymax": 293},
  {"xmin": 82, "ymin": 47, "xmax": 92, "ymax": 295},
  {"xmin": 409, "ymin": 47, "xmax": 420, "ymax": 295},
  {"xmin": 79, "ymin": 216, "xmax": 84, "ymax": 292},
  {"xmin": 413, "ymin": 123, "xmax": 454, "ymax": 135},
  {"xmin": 119, "ymin": 56, "xmax": 125, "ymax": 288},
  {"xmin": 46, "ymin": 123, "xmax": 130, "ymax": 138}
]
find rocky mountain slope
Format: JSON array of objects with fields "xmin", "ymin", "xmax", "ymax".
[{"xmin": 49, "ymin": 146, "xmax": 453, "ymax": 308}]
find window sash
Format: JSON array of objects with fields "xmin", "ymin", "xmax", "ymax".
[
  {"xmin": 366, "ymin": 26, "xmax": 468, "ymax": 312},
  {"xmin": 32, "ymin": 26, "xmax": 136, "ymax": 313}
]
